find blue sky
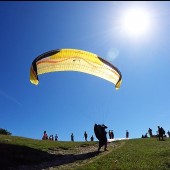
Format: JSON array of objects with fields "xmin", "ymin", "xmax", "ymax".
[{"xmin": 0, "ymin": 1, "xmax": 170, "ymax": 141}]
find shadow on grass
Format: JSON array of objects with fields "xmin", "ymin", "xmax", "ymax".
[
  {"xmin": 0, "ymin": 143, "xmax": 99, "ymax": 170},
  {"xmin": 166, "ymin": 162, "xmax": 170, "ymax": 168},
  {"xmin": 0, "ymin": 143, "xmax": 55, "ymax": 170}
]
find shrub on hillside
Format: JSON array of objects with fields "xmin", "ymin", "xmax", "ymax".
[{"xmin": 0, "ymin": 128, "xmax": 12, "ymax": 135}]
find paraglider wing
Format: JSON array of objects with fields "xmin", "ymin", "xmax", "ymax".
[
  {"xmin": 94, "ymin": 124, "xmax": 105, "ymax": 141},
  {"xmin": 30, "ymin": 49, "xmax": 122, "ymax": 89}
]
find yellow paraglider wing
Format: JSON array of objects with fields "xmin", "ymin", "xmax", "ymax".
[{"xmin": 30, "ymin": 49, "xmax": 122, "ymax": 89}]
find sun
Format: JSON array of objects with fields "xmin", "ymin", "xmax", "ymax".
[{"xmin": 121, "ymin": 8, "xmax": 150, "ymax": 37}]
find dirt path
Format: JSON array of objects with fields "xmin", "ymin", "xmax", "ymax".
[{"xmin": 17, "ymin": 142, "xmax": 122, "ymax": 170}]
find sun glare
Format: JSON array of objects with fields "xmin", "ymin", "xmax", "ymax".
[{"xmin": 121, "ymin": 8, "xmax": 150, "ymax": 38}]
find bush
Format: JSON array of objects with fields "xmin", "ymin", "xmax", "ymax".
[{"xmin": 0, "ymin": 128, "xmax": 12, "ymax": 135}]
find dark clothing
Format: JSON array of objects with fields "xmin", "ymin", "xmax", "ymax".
[
  {"xmin": 158, "ymin": 126, "xmax": 165, "ymax": 141},
  {"xmin": 148, "ymin": 128, "xmax": 153, "ymax": 137},
  {"xmin": 126, "ymin": 131, "xmax": 129, "ymax": 138},
  {"xmin": 84, "ymin": 132, "xmax": 88, "ymax": 141},
  {"xmin": 111, "ymin": 131, "xmax": 114, "ymax": 139},
  {"xmin": 91, "ymin": 135, "xmax": 94, "ymax": 141},
  {"xmin": 167, "ymin": 131, "xmax": 170, "ymax": 137},
  {"xmin": 71, "ymin": 133, "xmax": 74, "ymax": 142},
  {"xmin": 97, "ymin": 124, "xmax": 107, "ymax": 151},
  {"xmin": 98, "ymin": 138, "xmax": 107, "ymax": 151},
  {"xmin": 109, "ymin": 130, "xmax": 112, "ymax": 139}
]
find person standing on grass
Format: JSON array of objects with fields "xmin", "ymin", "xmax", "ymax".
[
  {"xmin": 126, "ymin": 130, "xmax": 129, "ymax": 138},
  {"xmin": 148, "ymin": 128, "xmax": 153, "ymax": 137},
  {"xmin": 84, "ymin": 131, "xmax": 88, "ymax": 141},
  {"xmin": 91, "ymin": 135, "xmax": 94, "ymax": 141},
  {"xmin": 71, "ymin": 133, "xmax": 74, "ymax": 142},
  {"xmin": 55, "ymin": 134, "xmax": 58, "ymax": 141}
]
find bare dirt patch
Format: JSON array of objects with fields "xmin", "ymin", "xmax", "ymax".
[{"xmin": 16, "ymin": 142, "xmax": 121, "ymax": 170}]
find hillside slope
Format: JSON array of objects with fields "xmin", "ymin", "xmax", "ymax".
[
  {"xmin": 76, "ymin": 138, "xmax": 170, "ymax": 170},
  {"xmin": 0, "ymin": 135, "xmax": 170, "ymax": 170},
  {"xmin": 0, "ymin": 135, "xmax": 121, "ymax": 170}
]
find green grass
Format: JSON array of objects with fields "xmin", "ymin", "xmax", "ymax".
[
  {"xmin": 76, "ymin": 138, "xmax": 170, "ymax": 170},
  {"xmin": 0, "ymin": 135, "xmax": 170, "ymax": 170},
  {"xmin": 0, "ymin": 134, "xmax": 95, "ymax": 151},
  {"xmin": 0, "ymin": 134, "xmax": 96, "ymax": 169}
]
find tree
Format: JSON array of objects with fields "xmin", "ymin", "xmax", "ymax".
[{"xmin": 0, "ymin": 128, "xmax": 12, "ymax": 135}]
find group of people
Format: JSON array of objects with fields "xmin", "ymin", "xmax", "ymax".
[
  {"xmin": 84, "ymin": 131, "xmax": 94, "ymax": 142},
  {"xmin": 42, "ymin": 125, "xmax": 170, "ymax": 153},
  {"xmin": 42, "ymin": 131, "xmax": 58, "ymax": 141},
  {"xmin": 42, "ymin": 131, "xmax": 94, "ymax": 142},
  {"xmin": 157, "ymin": 126, "xmax": 166, "ymax": 141},
  {"xmin": 42, "ymin": 127, "xmax": 129, "ymax": 145},
  {"xmin": 108, "ymin": 130, "xmax": 114, "ymax": 139},
  {"xmin": 108, "ymin": 130, "xmax": 129, "ymax": 139},
  {"xmin": 41, "ymin": 126, "xmax": 130, "ymax": 153},
  {"xmin": 141, "ymin": 126, "xmax": 170, "ymax": 140},
  {"xmin": 42, "ymin": 127, "xmax": 108, "ymax": 152},
  {"xmin": 71, "ymin": 131, "xmax": 94, "ymax": 142}
]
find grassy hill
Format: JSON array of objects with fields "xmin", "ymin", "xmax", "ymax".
[
  {"xmin": 78, "ymin": 138, "xmax": 170, "ymax": 170},
  {"xmin": 0, "ymin": 134, "xmax": 170, "ymax": 170}
]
